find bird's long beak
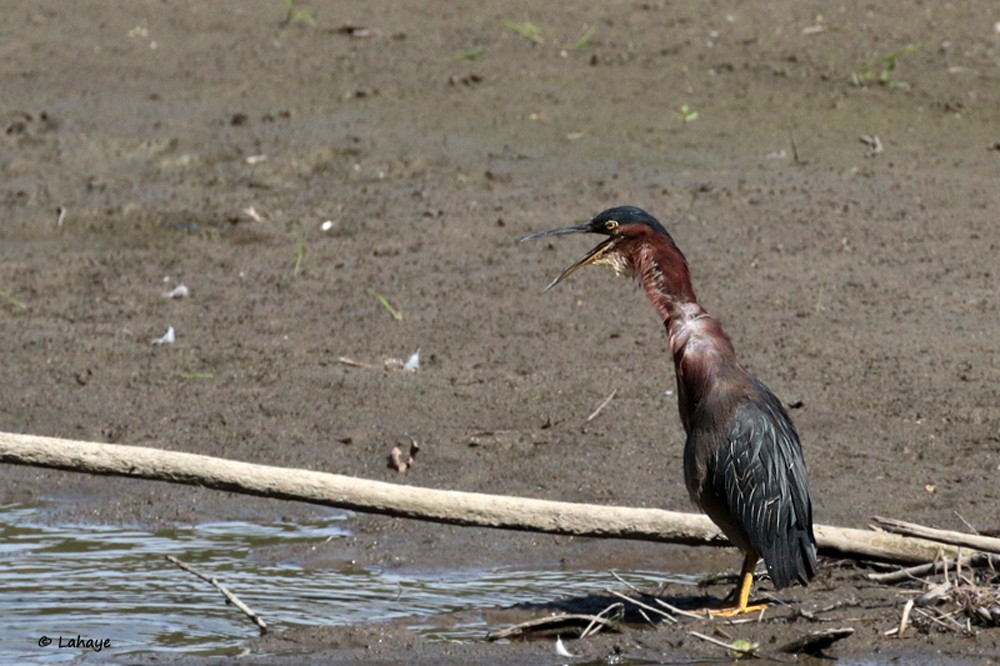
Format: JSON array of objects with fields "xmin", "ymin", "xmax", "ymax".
[
  {"xmin": 520, "ymin": 224, "xmax": 619, "ymax": 291},
  {"xmin": 519, "ymin": 223, "xmax": 590, "ymax": 242}
]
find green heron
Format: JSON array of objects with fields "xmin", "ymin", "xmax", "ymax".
[{"xmin": 523, "ymin": 206, "xmax": 817, "ymax": 616}]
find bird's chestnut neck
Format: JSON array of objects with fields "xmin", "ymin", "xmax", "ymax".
[
  {"xmin": 631, "ymin": 237, "xmax": 698, "ymax": 323},
  {"xmin": 631, "ymin": 235, "xmax": 738, "ymax": 431}
]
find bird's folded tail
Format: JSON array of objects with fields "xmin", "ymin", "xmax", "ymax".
[{"xmin": 765, "ymin": 528, "xmax": 817, "ymax": 589}]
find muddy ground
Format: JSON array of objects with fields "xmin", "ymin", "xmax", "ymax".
[{"xmin": 2, "ymin": 1, "xmax": 999, "ymax": 663}]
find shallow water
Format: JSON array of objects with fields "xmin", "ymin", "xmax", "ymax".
[{"xmin": 0, "ymin": 503, "xmax": 691, "ymax": 663}]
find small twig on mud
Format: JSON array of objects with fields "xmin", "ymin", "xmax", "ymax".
[
  {"xmin": 654, "ymin": 598, "xmax": 708, "ymax": 621},
  {"xmin": 487, "ymin": 612, "xmax": 619, "ymax": 641},
  {"xmin": 610, "ymin": 571, "xmax": 706, "ymax": 621},
  {"xmin": 605, "ymin": 588, "xmax": 679, "ymax": 624},
  {"xmin": 580, "ymin": 602, "xmax": 625, "ymax": 638},
  {"xmin": 912, "ymin": 606, "xmax": 967, "ymax": 633},
  {"xmin": 610, "ymin": 570, "xmax": 644, "ymax": 595},
  {"xmin": 586, "ymin": 389, "xmax": 618, "ymax": 422},
  {"xmin": 866, "ymin": 552, "xmax": 1000, "ymax": 584},
  {"xmin": 337, "ymin": 356, "xmax": 371, "ymax": 368},
  {"xmin": 953, "ymin": 512, "xmax": 980, "ymax": 535},
  {"xmin": 165, "ymin": 555, "xmax": 267, "ymax": 635},
  {"xmin": 787, "ymin": 129, "xmax": 802, "ymax": 164},
  {"xmin": 726, "ymin": 606, "xmax": 768, "ymax": 624},
  {"xmin": 795, "ymin": 607, "xmax": 822, "ymax": 622},
  {"xmin": 894, "ymin": 598, "xmax": 915, "ymax": 637}
]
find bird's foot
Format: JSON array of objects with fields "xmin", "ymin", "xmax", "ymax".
[{"xmin": 708, "ymin": 602, "xmax": 768, "ymax": 618}]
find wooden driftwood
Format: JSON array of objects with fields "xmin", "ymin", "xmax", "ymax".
[
  {"xmin": 871, "ymin": 516, "xmax": 1000, "ymax": 555},
  {"xmin": 0, "ymin": 431, "xmax": 970, "ymax": 565}
]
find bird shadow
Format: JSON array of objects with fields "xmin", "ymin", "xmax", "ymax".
[{"xmin": 503, "ymin": 587, "xmax": 730, "ymax": 628}]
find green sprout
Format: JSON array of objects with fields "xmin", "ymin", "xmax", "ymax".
[
  {"xmin": 573, "ymin": 26, "xmax": 597, "ymax": 50},
  {"xmin": 181, "ymin": 372, "xmax": 215, "ymax": 381},
  {"xmin": 728, "ymin": 639, "xmax": 759, "ymax": 658},
  {"xmin": 851, "ymin": 43, "xmax": 921, "ymax": 88},
  {"xmin": 293, "ymin": 226, "xmax": 306, "ymax": 275},
  {"xmin": 282, "ymin": 0, "xmax": 316, "ymax": 27},
  {"xmin": 0, "ymin": 286, "xmax": 27, "ymax": 312},
  {"xmin": 679, "ymin": 104, "xmax": 699, "ymax": 122},
  {"xmin": 504, "ymin": 19, "xmax": 542, "ymax": 43},
  {"xmin": 454, "ymin": 46, "xmax": 485, "ymax": 61},
  {"xmin": 368, "ymin": 289, "xmax": 403, "ymax": 321}
]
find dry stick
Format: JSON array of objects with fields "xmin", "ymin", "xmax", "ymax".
[
  {"xmin": 912, "ymin": 606, "xmax": 965, "ymax": 633},
  {"xmin": 953, "ymin": 511, "xmax": 979, "ymax": 535},
  {"xmin": 897, "ymin": 598, "xmax": 915, "ymax": 637},
  {"xmin": 865, "ymin": 553, "xmax": 1000, "ymax": 584},
  {"xmin": 337, "ymin": 357, "xmax": 369, "ymax": 368},
  {"xmin": 605, "ymin": 589, "xmax": 679, "ymax": 624},
  {"xmin": 580, "ymin": 602, "xmax": 624, "ymax": 639},
  {"xmin": 609, "ymin": 570, "xmax": 646, "ymax": 596},
  {"xmin": 488, "ymin": 613, "xmax": 616, "ymax": 641},
  {"xmin": 586, "ymin": 389, "xmax": 617, "ymax": 422},
  {"xmin": 609, "ymin": 571, "xmax": 704, "ymax": 621},
  {"xmin": 166, "ymin": 555, "xmax": 267, "ymax": 635},
  {"xmin": 654, "ymin": 598, "xmax": 707, "ymax": 622},
  {"xmin": 635, "ymin": 607, "xmax": 655, "ymax": 628},
  {"xmin": 0, "ymin": 432, "xmax": 964, "ymax": 565},
  {"xmin": 872, "ymin": 516, "xmax": 1000, "ymax": 555}
]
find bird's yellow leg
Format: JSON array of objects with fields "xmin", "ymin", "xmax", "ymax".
[{"xmin": 709, "ymin": 553, "xmax": 768, "ymax": 617}]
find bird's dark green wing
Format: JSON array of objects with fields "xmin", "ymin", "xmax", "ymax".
[{"xmin": 712, "ymin": 379, "xmax": 817, "ymax": 588}]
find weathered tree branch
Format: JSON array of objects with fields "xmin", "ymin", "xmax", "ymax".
[
  {"xmin": 0, "ymin": 432, "xmax": 965, "ymax": 565},
  {"xmin": 865, "ymin": 552, "xmax": 1000, "ymax": 584},
  {"xmin": 871, "ymin": 516, "xmax": 1000, "ymax": 555}
]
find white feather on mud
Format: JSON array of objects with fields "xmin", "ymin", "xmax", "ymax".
[{"xmin": 152, "ymin": 326, "xmax": 175, "ymax": 346}]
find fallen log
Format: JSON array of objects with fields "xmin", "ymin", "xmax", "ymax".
[{"xmin": 0, "ymin": 432, "xmax": 963, "ymax": 565}]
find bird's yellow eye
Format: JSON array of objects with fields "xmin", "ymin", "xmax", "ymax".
[{"xmin": 604, "ymin": 220, "xmax": 619, "ymax": 231}]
